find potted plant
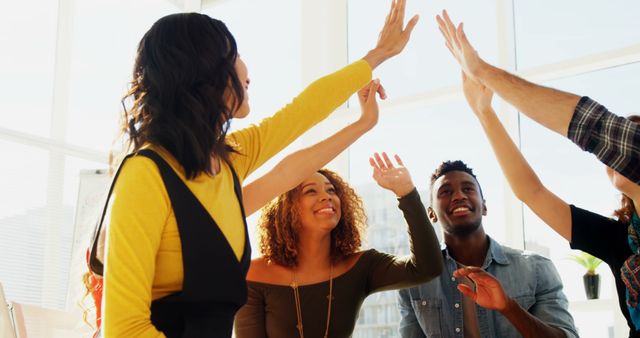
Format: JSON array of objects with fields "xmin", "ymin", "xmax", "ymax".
[{"xmin": 569, "ymin": 251, "xmax": 603, "ymax": 299}]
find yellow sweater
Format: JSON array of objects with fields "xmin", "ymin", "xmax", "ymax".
[{"xmin": 102, "ymin": 60, "xmax": 371, "ymax": 337}]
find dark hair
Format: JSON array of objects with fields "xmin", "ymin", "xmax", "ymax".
[
  {"xmin": 121, "ymin": 13, "xmax": 244, "ymax": 179},
  {"xmin": 613, "ymin": 114, "xmax": 640, "ymax": 224},
  {"xmin": 258, "ymin": 169, "xmax": 367, "ymax": 267},
  {"xmin": 429, "ymin": 160, "xmax": 484, "ymax": 201}
]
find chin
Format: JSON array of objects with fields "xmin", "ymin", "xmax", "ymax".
[{"xmin": 447, "ymin": 221, "xmax": 481, "ymax": 237}]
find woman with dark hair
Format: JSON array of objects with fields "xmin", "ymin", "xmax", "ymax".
[
  {"xmin": 84, "ymin": 78, "xmax": 383, "ymax": 336},
  {"xmin": 99, "ymin": 2, "xmax": 419, "ymax": 336},
  {"xmin": 234, "ymin": 153, "xmax": 443, "ymax": 338},
  {"xmin": 83, "ymin": 79, "xmax": 386, "ymax": 337},
  {"xmin": 458, "ymin": 71, "xmax": 640, "ymax": 336}
]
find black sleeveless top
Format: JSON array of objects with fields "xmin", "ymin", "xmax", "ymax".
[{"xmin": 90, "ymin": 149, "xmax": 251, "ymax": 337}]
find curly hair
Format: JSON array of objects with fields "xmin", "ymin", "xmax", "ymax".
[
  {"xmin": 120, "ymin": 13, "xmax": 243, "ymax": 179},
  {"xmin": 613, "ymin": 115, "xmax": 640, "ymax": 224},
  {"xmin": 258, "ymin": 169, "xmax": 367, "ymax": 267}
]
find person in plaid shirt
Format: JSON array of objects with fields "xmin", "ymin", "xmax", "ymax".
[{"xmin": 434, "ymin": 10, "xmax": 640, "ymax": 184}]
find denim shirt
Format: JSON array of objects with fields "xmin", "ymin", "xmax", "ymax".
[{"xmin": 397, "ymin": 237, "xmax": 578, "ymax": 338}]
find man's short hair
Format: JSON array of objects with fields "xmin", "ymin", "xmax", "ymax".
[{"xmin": 430, "ymin": 160, "xmax": 484, "ymax": 201}]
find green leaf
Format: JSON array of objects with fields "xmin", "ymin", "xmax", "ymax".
[{"xmin": 567, "ymin": 250, "xmax": 603, "ymax": 274}]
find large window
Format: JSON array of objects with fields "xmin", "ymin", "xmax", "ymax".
[
  {"xmin": 2, "ymin": 1, "xmax": 639, "ymax": 337},
  {"xmin": 348, "ymin": 0, "xmax": 500, "ymax": 98},
  {"xmin": 66, "ymin": 0, "xmax": 178, "ymax": 152},
  {"xmin": 0, "ymin": 1, "xmax": 58, "ymax": 136},
  {"xmin": 0, "ymin": 0, "xmax": 178, "ymax": 314},
  {"xmin": 348, "ymin": 1, "xmax": 640, "ymax": 338},
  {"xmin": 514, "ymin": 1, "xmax": 640, "ymax": 70}
]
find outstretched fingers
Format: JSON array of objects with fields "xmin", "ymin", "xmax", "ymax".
[
  {"xmin": 442, "ymin": 11, "xmax": 461, "ymax": 50},
  {"xmin": 382, "ymin": 152, "xmax": 395, "ymax": 168},
  {"xmin": 394, "ymin": 154, "xmax": 404, "ymax": 166},
  {"xmin": 373, "ymin": 152, "xmax": 387, "ymax": 170},
  {"xmin": 369, "ymin": 156, "xmax": 380, "ymax": 170},
  {"xmin": 387, "ymin": 0, "xmax": 397, "ymax": 25}
]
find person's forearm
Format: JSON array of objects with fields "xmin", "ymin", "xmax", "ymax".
[
  {"xmin": 366, "ymin": 190, "xmax": 443, "ymax": 293},
  {"xmin": 274, "ymin": 119, "xmax": 372, "ymax": 189},
  {"xmin": 475, "ymin": 107, "xmax": 572, "ymax": 240},
  {"xmin": 500, "ymin": 298, "xmax": 566, "ymax": 338},
  {"xmin": 397, "ymin": 190, "xmax": 444, "ymax": 281},
  {"xmin": 475, "ymin": 62, "xmax": 581, "ymax": 136},
  {"xmin": 242, "ymin": 119, "xmax": 372, "ymax": 215},
  {"xmin": 475, "ymin": 108, "xmax": 544, "ymax": 204}
]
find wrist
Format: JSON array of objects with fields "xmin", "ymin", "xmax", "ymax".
[
  {"xmin": 362, "ymin": 48, "xmax": 388, "ymax": 70},
  {"xmin": 475, "ymin": 107, "xmax": 495, "ymax": 119},
  {"xmin": 472, "ymin": 59, "xmax": 494, "ymax": 83},
  {"xmin": 498, "ymin": 297, "xmax": 518, "ymax": 315},
  {"xmin": 394, "ymin": 185, "xmax": 416, "ymax": 199}
]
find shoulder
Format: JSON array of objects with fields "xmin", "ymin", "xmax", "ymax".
[
  {"xmin": 117, "ymin": 148, "xmax": 182, "ymax": 184},
  {"xmin": 110, "ymin": 154, "xmax": 171, "ymax": 208},
  {"xmin": 336, "ymin": 250, "xmax": 367, "ymax": 273},
  {"xmin": 356, "ymin": 248, "xmax": 388, "ymax": 264},
  {"xmin": 500, "ymin": 245, "xmax": 550, "ymax": 263},
  {"xmin": 119, "ymin": 154, "xmax": 160, "ymax": 176},
  {"xmin": 246, "ymin": 257, "xmax": 291, "ymax": 285},
  {"xmin": 570, "ymin": 204, "xmax": 621, "ymax": 226},
  {"xmin": 499, "ymin": 245, "xmax": 561, "ymax": 280}
]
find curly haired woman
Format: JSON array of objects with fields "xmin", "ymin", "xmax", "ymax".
[{"xmin": 234, "ymin": 153, "xmax": 443, "ymax": 338}]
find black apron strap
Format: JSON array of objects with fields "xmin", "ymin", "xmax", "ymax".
[{"xmin": 88, "ymin": 152, "xmax": 137, "ymax": 276}]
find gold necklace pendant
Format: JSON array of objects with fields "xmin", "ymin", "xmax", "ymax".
[{"xmin": 291, "ymin": 265, "xmax": 334, "ymax": 338}]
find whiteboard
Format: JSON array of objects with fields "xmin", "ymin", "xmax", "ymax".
[{"xmin": 66, "ymin": 169, "xmax": 110, "ymax": 311}]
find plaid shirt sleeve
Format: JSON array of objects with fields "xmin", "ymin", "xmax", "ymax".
[{"xmin": 567, "ymin": 96, "xmax": 640, "ymax": 184}]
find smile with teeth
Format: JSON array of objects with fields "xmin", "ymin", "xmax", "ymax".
[
  {"xmin": 316, "ymin": 207, "xmax": 335, "ymax": 215},
  {"xmin": 451, "ymin": 206, "xmax": 471, "ymax": 216}
]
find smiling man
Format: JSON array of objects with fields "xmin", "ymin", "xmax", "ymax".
[{"xmin": 397, "ymin": 160, "xmax": 578, "ymax": 338}]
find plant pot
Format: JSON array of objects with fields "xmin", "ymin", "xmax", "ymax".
[{"xmin": 583, "ymin": 273, "xmax": 600, "ymax": 299}]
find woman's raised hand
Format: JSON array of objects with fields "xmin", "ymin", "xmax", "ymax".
[
  {"xmin": 370, "ymin": 152, "xmax": 415, "ymax": 198},
  {"xmin": 436, "ymin": 10, "xmax": 485, "ymax": 81},
  {"xmin": 363, "ymin": 0, "xmax": 419, "ymax": 70},
  {"xmin": 356, "ymin": 79, "xmax": 386, "ymax": 131}
]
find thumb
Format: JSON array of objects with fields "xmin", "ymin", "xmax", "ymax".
[
  {"xmin": 404, "ymin": 14, "xmax": 420, "ymax": 37},
  {"xmin": 367, "ymin": 80, "xmax": 380, "ymax": 104}
]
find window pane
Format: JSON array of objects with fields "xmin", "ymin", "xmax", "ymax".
[
  {"xmin": 204, "ymin": 0, "xmax": 301, "ymax": 132},
  {"xmin": 0, "ymin": 141, "xmax": 53, "ymax": 307},
  {"xmin": 350, "ymin": 100, "xmax": 507, "ymax": 336},
  {"xmin": 0, "ymin": 1, "xmax": 58, "ymax": 136},
  {"xmin": 0, "ymin": 139, "xmax": 104, "ymax": 311},
  {"xmin": 514, "ymin": 0, "xmax": 640, "ymax": 69},
  {"xmin": 348, "ymin": 0, "xmax": 499, "ymax": 98},
  {"xmin": 66, "ymin": 0, "xmax": 179, "ymax": 152},
  {"xmin": 521, "ymin": 62, "xmax": 640, "ymax": 337}
]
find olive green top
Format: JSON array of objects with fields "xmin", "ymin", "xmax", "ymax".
[{"xmin": 234, "ymin": 189, "xmax": 443, "ymax": 338}]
